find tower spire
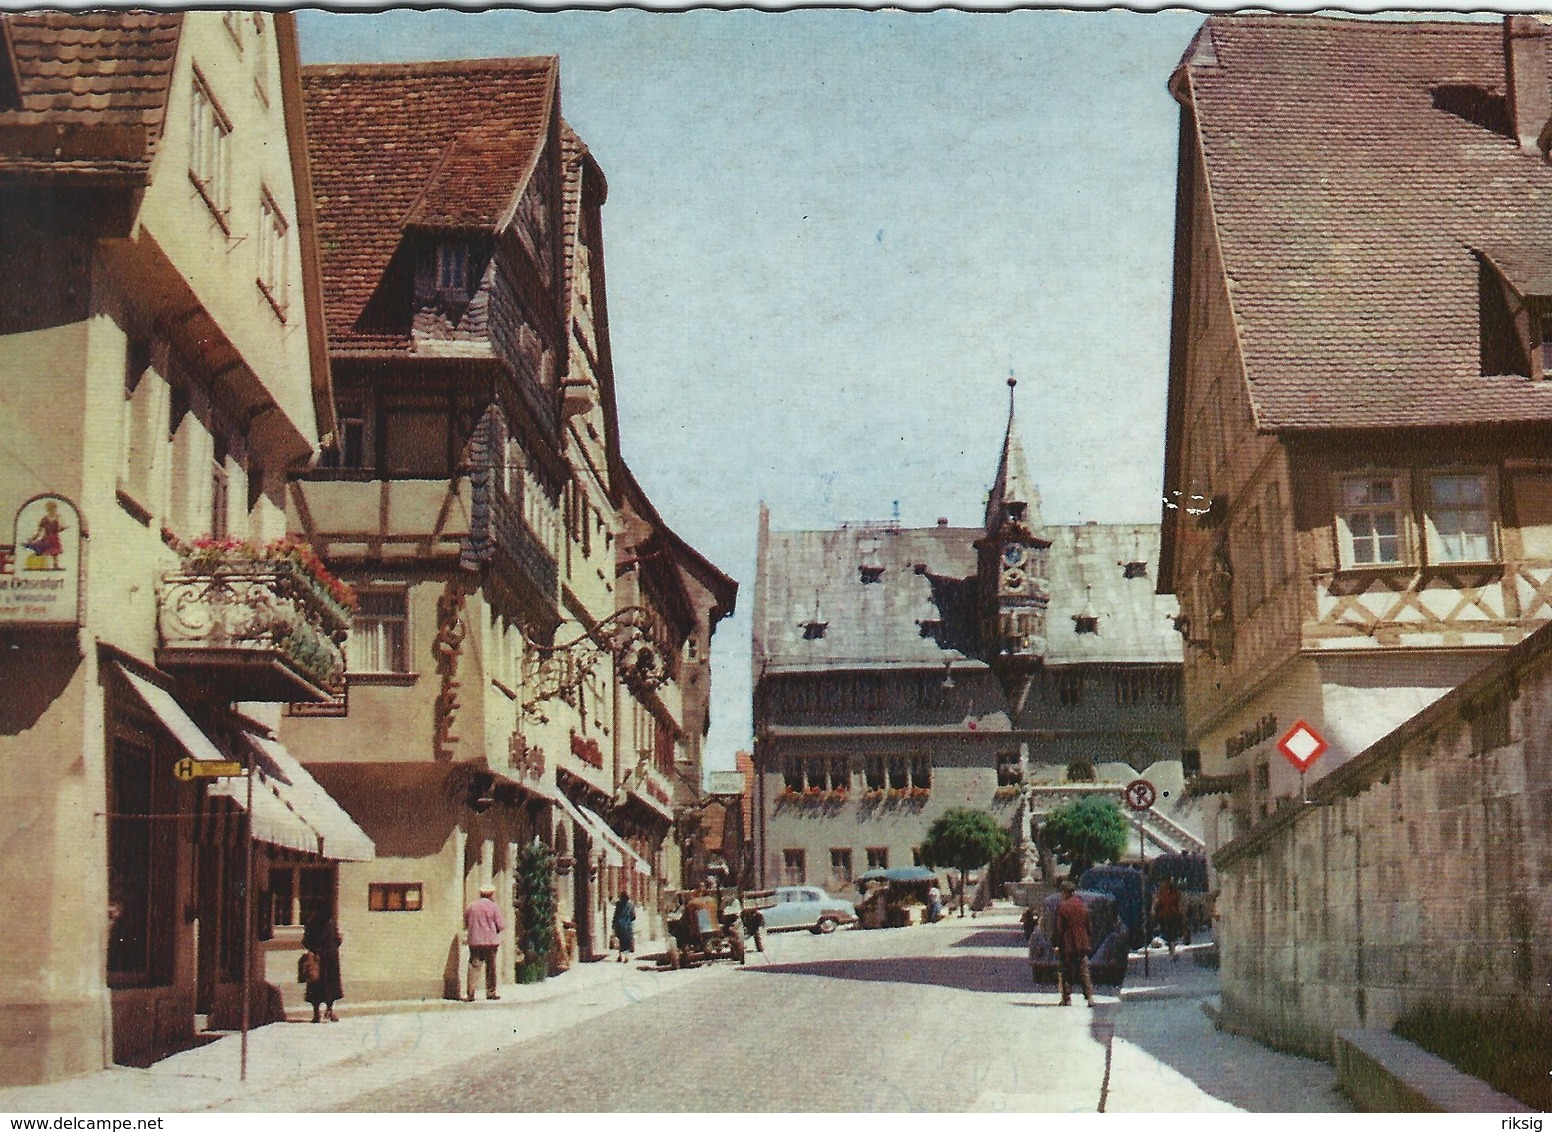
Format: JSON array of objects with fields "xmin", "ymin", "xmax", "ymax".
[{"xmin": 986, "ymin": 374, "xmax": 1041, "ymax": 531}]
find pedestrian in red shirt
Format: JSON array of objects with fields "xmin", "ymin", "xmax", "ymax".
[
  {"xmin": 1054, "ymin": 879, "xmax": 1094, "ymax": 1007},
  {"xmin": 464, "ymin": 883, "xmax": 505, "ymax": 1002}
]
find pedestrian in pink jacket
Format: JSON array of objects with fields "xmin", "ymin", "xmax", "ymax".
[{"xmin": 464, "ymin": 883, "xmax": 505, "ymax": 1001}]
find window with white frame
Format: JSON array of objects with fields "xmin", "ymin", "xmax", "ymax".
[
  {"xmin": 257, "ymin": 190, "xmax": 288, "ymax": 317},
  {"xmin": 189, "ymin": 74, "xmax": 231, "ymax": 220},
  {"xmin": 782, "ymin": 849, "xmax": 806, "ymax": 885},
  {"xmin": 1339, "ymin": 474, "xmax": 1408, "ymax": 566},
  {"xmin": 830, "ymin": 848, "xmax": 853, "ymax": 885},
  {"xmin": 1427, "ymin": 473, "xmax": 1494, "ymax": 563},
  {"xmin": 349, "ymin": 589, "xmax": 409, "ymax": 674}
]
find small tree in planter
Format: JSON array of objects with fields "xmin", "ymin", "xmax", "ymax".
[
  {"xmin": 918, "ymin": 808, "xmax": 1011, "ymax": 918},
  {"xmin": 515, "ymin": 838, "xmax": 556, "ymax": 984},
  {"xmin": 1039, "ymin": 795, "xmax": 1129, "ymax": 879}
]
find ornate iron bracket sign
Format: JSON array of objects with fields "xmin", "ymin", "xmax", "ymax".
[{"xmin": 518, "ymin": 605, "xmax": 668, "ymax": 723}]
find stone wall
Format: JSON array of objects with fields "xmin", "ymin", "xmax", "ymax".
[{"xmin": 1214, "ymin": 623, "xmax": 1552, "ymax": 1059}]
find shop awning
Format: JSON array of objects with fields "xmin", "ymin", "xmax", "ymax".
[
  {"xmin": 206, "ymin": 750, "xmax": 321, "ymax": 857},
  {"xmin": 217, "ymin": 734, "xmax": 375, "ymax": 862},
  {"xmin": 547, "ymin": 789, "xmax": 624, "ymax": 868},
  {"xmin": 118, "ymin": 667, "xmax": 227, "ymax": 763},
  {"xmin": 116, "ymin": 665, "xmax": 373, "ymax": 862},
  {"xmin": 577, "ymin": 802, "xmax": 652, "ymax": 878}
]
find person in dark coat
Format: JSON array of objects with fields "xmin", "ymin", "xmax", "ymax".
[
  {"xmin": 611, "ymin": 891, "xmax": 636, "ymax": 962},
  {"xmin": 1054, "ymin": 879, "xmax": 1094, "ymax": 1007},
  {"xmin": 302, "ymin": 909, "xmax": 343, "ymax": 1022},
  {"xmin": 1154, "ymin": 877, "xmax": 1184, "ymax": 958}
]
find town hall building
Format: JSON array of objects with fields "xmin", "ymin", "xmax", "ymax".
[{"xmin": 751, "ymin": 384, "xmax": 1195, "ymax": 895}]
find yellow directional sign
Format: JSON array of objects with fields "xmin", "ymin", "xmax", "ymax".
[{"xmin": 173, "ymin": 757, "xmax": 247, "ymax": 781}]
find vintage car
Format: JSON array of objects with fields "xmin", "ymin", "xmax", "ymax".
[{"xmin": 663, "ymin": 887, "xmax": 748, "ymax": 969}]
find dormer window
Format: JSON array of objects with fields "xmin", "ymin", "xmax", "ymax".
[
  {"xmin": 436, "ymin": 241, "xmax": 470, "ymax": 296},
  {"xmin": 801, "ymin": 620, "xmax": 828, "ymax": 641},
  {"xmin": 1122, "ymin": 560, "xmax": 1148, "ymax": 579},
  {"xmin": 1073, "ymin": 614, "xmax": 1099, "ymax": 634},
  {"xmin": 859, "ymin": 565, "xmax": 884, "ymax": 584}
]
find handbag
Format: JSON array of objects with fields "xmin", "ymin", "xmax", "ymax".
[{"xmin": 298, "ymin": 950, "xmax": 321, "ymax": 984}]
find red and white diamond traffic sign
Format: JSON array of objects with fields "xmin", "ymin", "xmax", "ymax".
[
  {"xmin": 1277, "ymin": 720, "xmax": 1328, "ymax": 772},
  {"xmin": 1123, "ymin": 778, "xmax": 1157, "ymax": 812}
]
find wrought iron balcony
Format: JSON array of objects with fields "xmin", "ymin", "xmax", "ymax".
[{"xmin": 156, "ymin": 539, "xmax": 352, "ymax": 702}]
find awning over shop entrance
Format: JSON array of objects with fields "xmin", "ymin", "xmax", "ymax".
[
  {"xmin": 210, "ymin": 733, "xmax": 376, "ymax": 862},
  {"xmin": 544, "ymin": 788, "xmax": 651, "ymax": 876},
  {"xmin": 547, "ymin": 788, "xmax": 623, "ymax": 868},
  {"xmin": 577, "ymin": 802, "xmax": 652, "ymax": 878},
  {"xmin": 115, "ymin": 665, "xmax": 374, "ymax": 862},
  {"xmin": 118, "ymin": 667, "xmax": 226, "ymax": 762}
]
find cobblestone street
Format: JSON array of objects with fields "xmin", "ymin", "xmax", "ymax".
[{"xmin": 334, "ymin": 909, "xmax": 1351, "ymax": 1113}]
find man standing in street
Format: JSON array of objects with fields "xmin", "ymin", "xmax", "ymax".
[
  {"xmin": 464, "ymin": 882, "xmax": 505, "ymax": 1002},
  {"xmin": 1054, "ymin": 878, "xmax": 1094, "ymax": 1007}
]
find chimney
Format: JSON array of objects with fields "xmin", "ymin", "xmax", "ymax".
[
  {"xmin": 1505, "ymin": 15, "xmax": 1552, "ymax": 155},
  {"xmin": 936, "ymin": 517, "xmax": 948, "ymax": 528}
]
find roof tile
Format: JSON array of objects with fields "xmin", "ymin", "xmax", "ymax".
[
  {"xmin": 0, "ymin": 11, "xmax": 182, "ymax": 177},
  {"xmin": 1186, "ymin": 15, "xmax": 1552, "ymax": 430}
]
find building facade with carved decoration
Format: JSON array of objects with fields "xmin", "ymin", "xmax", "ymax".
[
  {"xmin": 751, "ymin": 390, "xmax": 1192, "ymax": 896},
  {"xmin": 281, "ymin": 56, "xmax": 735, "ymax": 996},
  {"xmin": 1158, "ymin": 15, "xmax": 1552, "ymax": 859},
  {"xmin": 0, "ymin": 13, "xmax": 378, "ymax": 1083}
]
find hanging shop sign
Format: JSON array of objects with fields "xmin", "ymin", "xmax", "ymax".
[{"xmin": 0, "ymin": 494, "xmax": 82, "ymax": 627}]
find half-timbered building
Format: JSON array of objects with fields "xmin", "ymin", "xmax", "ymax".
[
  {"xmin": 283, "ymin": 57, "xmax": 734, "ymax": 992},
  {"xmin": 1160, "ymin": 14, "xmax": 1552, "ymax": 857}
]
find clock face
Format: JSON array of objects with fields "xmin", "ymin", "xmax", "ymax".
[
  {"xmin": 1002, "ymin": 543, "xmax": 1027, "ymax": 568},
  {"xmin": 1002, "ymin": 568, "xmax": 1027, "ymax": 592}
]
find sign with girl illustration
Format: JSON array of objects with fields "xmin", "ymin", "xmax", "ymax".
[{"xmin": 0, "ymin": 494, "xmax": 82, "ymax": 626}]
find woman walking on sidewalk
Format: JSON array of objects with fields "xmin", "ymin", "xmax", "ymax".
[
  {"xmin": 303, "ymin": 909, "xmax": 344, "ymax": 1022},
  {"xmin": 611, "ymin": 891, "xmax": 636, "ymax": 963}
]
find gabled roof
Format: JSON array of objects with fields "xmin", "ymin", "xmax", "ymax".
[
  {"xmin": 300, "ymin": 57, "xmax": 557, "ymax": 346},
  {"xmin": 1176, "ymin": 14, "xmax": 1552, "ymax": 431},
  {"xmin": 0, "ymin": 11, "xmax": 182, "ymax": 181},
  {"xmin": 755, "ymin": 521, "xmax": 1179, "ymax": 674}
]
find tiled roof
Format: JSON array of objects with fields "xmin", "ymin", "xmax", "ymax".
[
  {"xmin": 756, "ymin": 522, "xmax": 1180, "ymax": 673},
  {"xmin": 1183, "ymin": 15, "xmax": 1552, "ymax": 431},
  {"xmin": 0, "ymin": 11, "xmax": 182, "ymax": 179},
  {"xmin": 301, "ymin": 57, "xmax": 556, "ymax": 346}
]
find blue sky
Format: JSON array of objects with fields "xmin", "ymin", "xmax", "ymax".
[{"xmin": 299, "ymin": 9, "xmax": 1212, "ymax": 769}]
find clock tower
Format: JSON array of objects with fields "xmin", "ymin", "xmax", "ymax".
[{"xmin": 977, "ymin": 378, "xmax": 1051, "ymax": 662}]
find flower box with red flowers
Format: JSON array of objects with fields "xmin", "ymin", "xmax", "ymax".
[{"xmin": 157, "ymin": 535, "xmax": 354, "ymax": 701}]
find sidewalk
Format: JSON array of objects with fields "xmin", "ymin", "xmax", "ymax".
[{"xmin": 0, "ymin": 956, "xmax": 701, "ymax": 1114}]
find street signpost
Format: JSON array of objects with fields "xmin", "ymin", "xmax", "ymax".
[
  {"xmin": 1277, "ymin": 720, "xmax": 1328, "ymax": 802},
  {"xmin": 241, "ymin": 745, "xmax": 253, "ymax": 1082},
  {"xmin": 1123, "ymin": 778, "xmax": 1157, "ymax": 975},
  {"xmin": 172, "ymin": 757, "xmax": 247, "ymax": 780},
  {"xmin": 1123, "ymin": 778, "xmax": 1157, "ymax": 812}
]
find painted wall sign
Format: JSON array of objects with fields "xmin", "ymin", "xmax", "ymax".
[{"xmin": 0, "ymin": 494, "xmax": 82, "ymax": 627}]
